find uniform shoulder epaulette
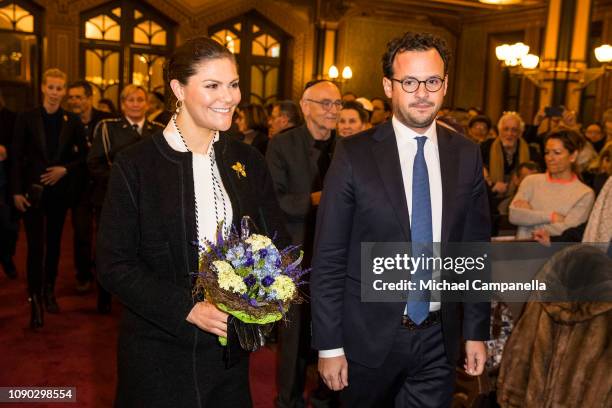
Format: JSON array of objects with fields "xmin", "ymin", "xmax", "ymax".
[
  {"xmin": 99, "ymin": 118, "xmax": 122, "ymax": 124},
  {"xmin": 150, "ymin": 120, "xmax": 165, "ymax": 128}
]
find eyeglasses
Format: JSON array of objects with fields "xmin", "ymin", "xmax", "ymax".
[
  {"xmin": 390, "ymin": 77, "xmax": 445, "ymax": 93},
  {"xmin": 305, "ymin": 98, "xmax": 343, "ymax": 111}
]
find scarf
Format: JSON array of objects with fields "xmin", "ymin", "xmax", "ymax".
[{"xmin": 489, "ymin": 137, "xmax": 530, "ymax": 183}]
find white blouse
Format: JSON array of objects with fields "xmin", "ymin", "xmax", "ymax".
[{"xmin": 163, "ymin": 119, "xmax": 233, "ymax": 247}]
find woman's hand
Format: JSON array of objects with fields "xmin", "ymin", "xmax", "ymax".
[
  {"xmin": 532, "ymin": 228, "xmax": 551, "ymax": 246},
  {"xmin": 186, "ymin": 301, "xmax": 228, "ymax": 337},
  {"xmin": 512, "ymin": 199, "xmax": 531, "ymax": 209},
  {"xmin": 551, "ymin": 212, "xmax": 565, "ymax": 223}
]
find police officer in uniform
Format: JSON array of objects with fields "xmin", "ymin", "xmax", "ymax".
[{"xmin": 88, "ymin": 84, "xmax": 164, "ymax": 313}]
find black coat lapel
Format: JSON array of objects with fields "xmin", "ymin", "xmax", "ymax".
[
  {"xmin": 371, "ymin": 121, "xmax": 411, "ymax": 241},
  {"xmin": 214, "ymin": 133, "xmax": 242, "ymax": 231},
  {"xmin": 299, "ymin": 125, "xmax": 317, "ymax": 184},
  {"xmin": 34, "ymin": 107, "xmax": 47, "ymax": 161},
  {"xmin": 56, "ymin": 110, "xmax": 71, "ymax": 161},
  {"xmin": 437, "ymin": 124, "xmax": 459, "ymax": 243}
]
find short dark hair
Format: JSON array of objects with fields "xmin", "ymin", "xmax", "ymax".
[
  {"xmin": 544, "ymin": 129, "xmax": 584, "ymax": 154},
  {"xmin": 67, "ymin": 80, "xmax": 93, "ymax": 97},
  {"xmin": 517, "ymin": 161, "xmax": 540, "ymax": 174},
  {"xmin": 342, "ymin": 101, "xmax": 368, "ymax": 124},
  {"xmin": 382, "ymin": 32, "xmax": 451, "ymax": 78},
  {"xmin": 468, "ymin": 115, "xmax": 492, "ymax": 130},
  {"xmin": 238, "ymin": 103, "xmax": 267, "ymax": 133},
  {"xmin": 165, "ymin": 37, "xmax": 235, "ymax": 85},
  {"xmin": 98, "ymin": 98, "xmax": 117, "ymax": 114},
  {"xmin": 274, "ymin": 100, "xmax": 302, "ymax": 126},
  {"xmin": 371, "ymin": 97, "xmax": 391, "ymax": 113},
  {"xmin": 584, "ymin": 122, "xmax": 604, "ymax": 134}
]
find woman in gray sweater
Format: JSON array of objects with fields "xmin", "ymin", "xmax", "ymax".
[{"xmin": 509, "ymin": 130, "xmax": 595, "ymax": 240}]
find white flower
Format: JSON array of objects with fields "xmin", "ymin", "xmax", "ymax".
[
  {"xmin": 270, "ymin": 275, "xmax": 296, "ymax": 302},
  {"xmin": 245, "ymin": 234, "xmax": 273, "ymax": 252},
  {"xmin": 212, "ymin": 260, "xmax": 234, "ymax": 275},
  {"xmin": 213, "ymin": 261, "xmax": 247, "ymax": 294}
]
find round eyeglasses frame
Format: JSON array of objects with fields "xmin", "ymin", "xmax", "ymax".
[{"xmin": 390, "ymin": 77, "xmax": 445, "ymax": 93}]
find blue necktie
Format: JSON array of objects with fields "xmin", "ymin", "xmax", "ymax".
[{"xmin": 407, "ymin": 136, "xmax": 433, "ymax": 325}]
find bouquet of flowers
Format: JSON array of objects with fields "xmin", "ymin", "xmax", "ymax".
[{"xmin": 193, "ymin": 217, "xmax": 307, "ymax": 352}]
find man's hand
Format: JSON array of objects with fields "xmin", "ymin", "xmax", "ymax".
[
  {"xmin": 464, "ymin": 340, "xmax": 487, "ymax": 376},
  {"xmin": 13, "ymin": 194, "xmax": 30, "ymax": 212},
  {"xmin": 186, "ymin": 301, "xmax": 229, "ymax": 337},
  {"xmin": 491, "ymin": 181, "xmax": 508, "ymax": 194},
  {"xmin": 562, "ymin": 109, "xmax": 577, "ymax": 127},
  {"xmin": 311, "ymin": 191, "xmax": 322, "ymax": 206},
  {"xmin": 512, "ymin": 199, "xmax": 531, "ymax": 209},
  {"xmin": 40, "ymin": 166, "xmax": 67, "ymax": 186},
  {"xmin": 318, "ymin": 355, "xmax": 349, "ymax": 391},
  {"xmin": 533, "ymin": 108, "xmax": 546, "ymax": 127}
]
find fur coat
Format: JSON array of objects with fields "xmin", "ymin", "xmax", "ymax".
[{"xmin": 497, "ymin": 245, "xmax": 612, "ymax": 408}]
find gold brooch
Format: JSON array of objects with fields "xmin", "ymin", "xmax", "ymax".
[{"xmin": 232, "ymin": 162, "xmax": 246, "ymax": 178}]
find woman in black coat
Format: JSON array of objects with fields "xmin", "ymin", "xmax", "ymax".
[{"xmin": 97, "ymin": 37, "xmax": 288, "ymax": 407}]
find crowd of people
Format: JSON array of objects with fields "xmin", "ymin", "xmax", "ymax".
[{"xmin": 0, "ymin": 31, "xmax": 610, "ymax": 408}]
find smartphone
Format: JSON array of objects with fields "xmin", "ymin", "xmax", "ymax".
[
  {"xmin": 26, "ymin": 183, "xmax": 44, "ymax": 209},
  {"xmin": 544, "ymin": 106, "xmax": 564, "ymax": 118}
]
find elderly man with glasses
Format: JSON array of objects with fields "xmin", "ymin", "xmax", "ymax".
[{"xmin": 266, "ymin": 79, "xmax": 341, "ymax": 408}]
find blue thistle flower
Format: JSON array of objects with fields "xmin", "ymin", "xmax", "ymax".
[
  {"xmin": 262, "ymin": 275, "xmax": 275, "ymax": 287},
  {"xmin": 243, "ymin": 274, "xmax": 256, "ymax": 287}
]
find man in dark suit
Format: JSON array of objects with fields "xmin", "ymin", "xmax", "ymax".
[
  {"xmin": 266, "ymin": 80, "xmax": 341, "ymax": 408},
  {"xmin": 11, "ymin": 68, "xmax": 87, "ymax": 327},
  {"xmin": 66, "ymin": 80, "xmax": 113, "ymax": 293},
  {"xmin": 88, "ymin": 84, "xmax": 164, "ymax": 313},
  {"xmin": 0, "ymin": 90, "xmax": 17, "ymax": 279},
  {"xmin": 311, "ymin": 32, "xmax": 490, "ymax": 407}
]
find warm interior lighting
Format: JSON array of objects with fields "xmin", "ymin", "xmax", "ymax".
[
  {"xmin": 328, "ymin": 65, "xmax": 339, "ymax": 79},
  {"xmin": 594, "ymin": 44, "xmax": 612, "ymax": 63},
  {"xmin": 521, "ymin": 54, "xmax": 539, "ymax": 69},
  {"xmin": 511, "ymin": 42, "xmax": 530, "ymax": 59},
  {"xmin": 479, "ymin": 0, "xmax": 523, "ymax": 4},
  {"xmin": 495, "ymin": 44, "xmax": 510, "ymax": 61},
  {"xmin": 341, "ymin": 66, "xmax": 352, "ymax": 79},
  {"xmin": 496, "ymin": 42, "xmax": 531, "ymax": 67}
]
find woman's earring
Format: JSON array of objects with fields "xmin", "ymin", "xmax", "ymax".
[{"xmin": 176, "ymin": 99, "xmax": 182, "ymax": 114}]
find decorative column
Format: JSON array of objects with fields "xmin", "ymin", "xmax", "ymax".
[{"xmin": 538, "ymin": 0, "xmax": 593, "ymax": 112}]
